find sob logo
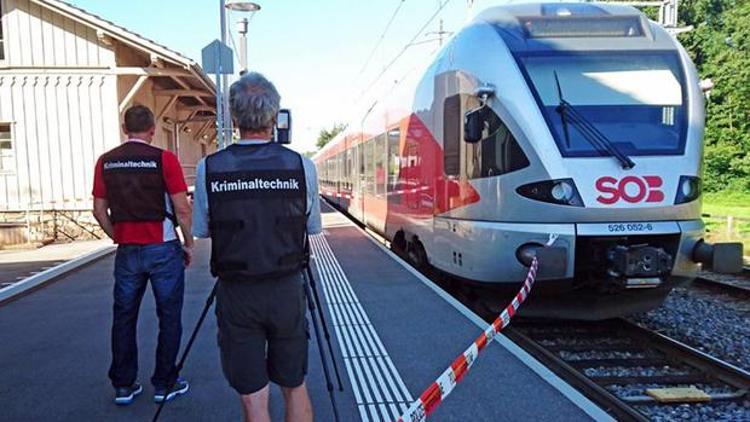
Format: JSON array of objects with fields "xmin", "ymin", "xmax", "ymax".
[{"xmin": 596, "ymin": 176, "xmax": 664, "ymax": 205}]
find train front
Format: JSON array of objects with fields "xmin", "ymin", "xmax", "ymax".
[{"xmin": 451, "ymin": 3, "xmax": 743, "ymax": 319}]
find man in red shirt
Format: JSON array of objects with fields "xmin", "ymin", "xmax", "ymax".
[{"xmin": 92, "ymin": 105, "xmax": 194, "ymax": 406}]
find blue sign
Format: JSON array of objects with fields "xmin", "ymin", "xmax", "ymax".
[{"xmin": 201, "ymin": 40, "xmax": 234, "ymax": 75}]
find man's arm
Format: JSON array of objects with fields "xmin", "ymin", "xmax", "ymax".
[
  {"xmin": 191, "ymin": 159, "xmax": 211, "ymax": 238},
  {"xmin": 303, "ymin": 157, "xmax": 322, "ymax": 235},
  {"xmin": 171, "ymin": 192, "xmax": 194, "ymax": 249},
  {"xmin": 162, "ymin": 151, "xmax": 194, "ymax": 265},
  {"xmin": 92, "ymin": 198, "xmax": 115, "ymax": 241}
]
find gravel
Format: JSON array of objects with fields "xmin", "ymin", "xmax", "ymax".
[
  {"xmin": 558, "ymin": 350, "xmax": 649, "ymax": 361},
  {"xmin": 631, "ymin": 287, "xmax": 750, "ymax": 372},
  {"xmin": 636, "ymin": 401, "xmax": 750, "ymax": 422},
  {"xmin": 582, "ymin": 365, "xmax": 691, "ymax": 378}
]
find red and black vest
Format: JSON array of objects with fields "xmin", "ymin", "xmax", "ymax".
[
  {"xmin": 206, "ymin": 143, "xmax": 308, "ymax": 282},
  {"xmin": 101, "ymin": 142, "xmax": 171, "ymax": 224}
]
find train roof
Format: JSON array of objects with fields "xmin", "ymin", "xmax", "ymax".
[{"xmin": 473, "ymin": 2, "xmax": 678, "ymax": 52}]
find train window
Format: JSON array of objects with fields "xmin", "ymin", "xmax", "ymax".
[
  {"xmin": 443, "ymin": 95, "xmax": 461, "ymax": 177},
  {"xmin": 375, "ymin": 134, "xmax": 386, "ymax": 197},
  {"xmin": 465, "ymin": 111, "xmax": 529, "ymax": 179},
  {"xmin": 345, "ymin": 149, "xmax": 353, "ymax": 190},
  {"xmin": 387, "ymin": 128, "xmax": 400, "ymax": 192},
  {"xmin": 364, "ymin": 139, "xmax": 374, "ymax": 195}
]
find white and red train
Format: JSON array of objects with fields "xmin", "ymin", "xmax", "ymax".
[{"xmin": 313, "ymin": 2, "xmax": 742, "ymax": 319}]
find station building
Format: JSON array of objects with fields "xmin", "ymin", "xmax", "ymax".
[{"xmin": 0, "ymin": 0, "xmax": 217, "ymax": 247}]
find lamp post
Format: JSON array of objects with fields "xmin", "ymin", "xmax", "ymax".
[{"xmin": 218, "ymin": 1, "xmax": 260, "ymax": 146}]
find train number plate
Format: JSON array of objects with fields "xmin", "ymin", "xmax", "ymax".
[{"xmin": 577, "ymin": 222, "xmax": 681, "ymax": 236}]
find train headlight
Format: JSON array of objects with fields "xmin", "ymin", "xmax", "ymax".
[
  {"xmin": 675, "ymin": 176, "xmax": 701, "ymax": 204},
  {"xmin": 551, "ymin": 181, "xmax": 575, "ymax": 202},
  {"xmin": 516, "ymin": 178, "xmax": 584, "ymax": 207}
]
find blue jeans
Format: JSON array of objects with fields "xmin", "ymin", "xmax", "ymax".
[{"xmin": 108, "ymin": 240, "xmax": 185, "ymax": 389}]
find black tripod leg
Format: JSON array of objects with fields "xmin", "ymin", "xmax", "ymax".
[
  {"xmin": 303, "ymin": 274, "xmax": 341, "ymax": 422},
  {"xmin": 152, "ymin": 280, "xmax": 219, "ymax": 422},
  {"xmin": 305, "ymin": 264, "xmax": 344, "ymax": 391}
]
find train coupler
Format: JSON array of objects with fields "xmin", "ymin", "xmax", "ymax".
[{"xmin": 606, "ymin": 245, "xmax": 673, "ymax": 289}]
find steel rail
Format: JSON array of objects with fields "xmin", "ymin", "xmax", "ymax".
[{"xmin": 506, "ymin": 319, "xmax": 750, "ymax": 422}]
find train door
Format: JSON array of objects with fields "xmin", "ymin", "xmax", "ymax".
[{"xmin": 353, "ymin": 141, "xmax": 364, "ymax": 221}]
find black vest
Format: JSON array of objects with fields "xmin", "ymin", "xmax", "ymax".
[
  {"xmin": 206, "ymin": 143, "xmax": 308, "ymax": 282},
  {"xmin": 101, "ymin": 142, "xmax": 170, "ymax": 224}
]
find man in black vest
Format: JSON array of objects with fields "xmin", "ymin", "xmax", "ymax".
[
  {"xmin": 192, "ymin": 72, "xmax": 321, "ymax": 422},
  {"xmin": 92, "ymin": 105, "xmax": 194, "ymax": 405}
]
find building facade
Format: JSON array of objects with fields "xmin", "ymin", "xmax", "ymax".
[{"xmin": 0, "ymin": 0, "xmax": 217, "ymax": 246}]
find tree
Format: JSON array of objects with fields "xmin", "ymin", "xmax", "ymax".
[
  {"xmin": 678, "ymin": 0, "xmax": 750, "ymax": 192},
  {"xmin": 316, "ymin": 123, "xmax": 347, "ymax": 150}
]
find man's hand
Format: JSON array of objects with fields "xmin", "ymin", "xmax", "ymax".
[{"xmin": 182, "ymin": 244, "xmax": 194, "ymax": 267}]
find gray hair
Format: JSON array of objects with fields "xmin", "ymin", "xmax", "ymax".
[{"xmin": 229, "ymin": 72, "xmax": 280, "ymax": 132}]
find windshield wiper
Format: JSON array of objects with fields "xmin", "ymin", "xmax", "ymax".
[{"xmin": 553, "ymin": 71, "xmax": 635, "ymax": 170}]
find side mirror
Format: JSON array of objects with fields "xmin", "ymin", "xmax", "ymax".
[
  {"xmin": 464, "ymin": 107, "xmax": 486, "ymax": 144},
  {"xmin": 276, "ymin": 109, "xmax": 292, "ymax": 144}
]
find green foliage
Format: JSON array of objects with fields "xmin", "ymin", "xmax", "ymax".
[
  {"xmin": 679, "ymin": 0, "xmax": 750, "ymax": 192},
  {"xmin": 316, "ymin": 123, "xmax": 347, "ymax": 150}
]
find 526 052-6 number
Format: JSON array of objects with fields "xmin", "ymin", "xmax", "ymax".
[{"xmin": 607, "ymin": 223, "xmax": 654, "ymax": 233}]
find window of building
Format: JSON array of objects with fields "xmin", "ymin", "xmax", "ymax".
[
  {"xmin": 0, "ymin": 2, "xmax": 5, "ymax": 61},
  {"xmin": 0, "ymin": 123, "xmax": 14, "ymax": 172}
]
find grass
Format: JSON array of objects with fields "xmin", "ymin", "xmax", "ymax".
[{"xmin": 702, "ymin": 191, "xmax": 750, "ymax": 263}]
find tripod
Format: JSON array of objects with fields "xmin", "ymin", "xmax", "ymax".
[
  {"xmin": 303, "ymin": 261, "xmax": 344, "ymax": 422},
  {"xmin": 152, "ymin": 280, "xmax": 218, "ymax": 422},
  {"xmin": 152, "ymin": 264, "xmax": 344, "ymax": 422}
]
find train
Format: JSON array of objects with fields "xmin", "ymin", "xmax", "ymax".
[{"xmin": 312, "ymin": 2, "xmax": 743, "ymax": 319}]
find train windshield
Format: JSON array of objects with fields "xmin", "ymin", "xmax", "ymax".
[{"xmin": 519, "ymin": 52, "xmax": 687, "ymax": 157}]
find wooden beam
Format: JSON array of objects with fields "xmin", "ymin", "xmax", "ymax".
[
  {"xmin": 183, "ymin": 105, "xmax": 216, "ymax": 113},
  {"xmin": 171, "ymin": 76, "xmax": 211, "ymax": 107},
  {"xmin": 113, "ymin": 67, "xmax": 193, "ymax": 78},
  {"xmin": 118, "ymin": 75, "xmax": 148, "ymax": 113},
  {"xmin": 194, "ymin": 120, "xmax": 214, "ymax": 142},
  {"xmin": 155, "ymin": 89, "xmax": 212, "ymax": 98},
  {"xmin": 157, "ymin": 95, "xmax": 179, "ymax": 120}
]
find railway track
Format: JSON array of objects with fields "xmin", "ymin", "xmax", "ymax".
[
  {"xmin": 505, "ymin": 318, "xmax": 750, "ymax": 421},
  {"xmin": 692, "ymin": 267, "xmax": 750, "ymax": 297}
]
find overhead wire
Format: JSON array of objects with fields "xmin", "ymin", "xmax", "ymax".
[
  {"xmin": 359, "ymin": 0, "xmax": 455, "ymax": 97},
  {"xmin": 355, "ymin": 0, "xmax": 407, "ymax": 79}
]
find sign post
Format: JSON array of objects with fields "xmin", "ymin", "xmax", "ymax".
[{"xmin": 201, "ymin": 39, "xmax": 234, "ymax": 149}]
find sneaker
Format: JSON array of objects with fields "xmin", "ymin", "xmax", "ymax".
[
  {"xmin": 114, "ymin": 382, "xmax": 143, "ymax": 405},
  {"xmin": 154, "ymin": 377, "xmax": 189, "ymax": 403}
]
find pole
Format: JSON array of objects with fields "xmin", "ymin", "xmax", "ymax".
[
  {"xmin": 220, "ymin": 2, "xmax": 232, "ymax": 146},
  {"xmin": 218, "ymin": 0, "xmax": 228, "ymax": 149}
]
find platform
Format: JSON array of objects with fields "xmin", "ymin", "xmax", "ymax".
[{"xmin": 0, "ymin": 203, "xmax": 611, "ymax": 421}]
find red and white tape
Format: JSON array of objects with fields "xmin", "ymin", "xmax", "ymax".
[{"xmin": 397, "ymin": 234, "xmax": 557, "ymax": 422}]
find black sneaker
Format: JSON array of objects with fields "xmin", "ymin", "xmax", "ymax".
[
  {"xmin": 154, "ymin": 377, "xmax": 189, "ymax": 403},
  {"xmin": 114, "ymin": 382, "xmax": 143, "ymax": 405}
]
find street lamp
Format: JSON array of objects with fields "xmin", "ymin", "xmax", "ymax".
[
  {"xmin": 226, "ymin": 1, "xmax": 261, "ymax": 12},
  {"xmin": 217, "ymin": 1, "xmax": 260, "ymax": 148}
]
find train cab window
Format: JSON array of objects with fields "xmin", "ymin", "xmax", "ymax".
[
  {"xmin": 443, "ymin": 95, "xmax": 461, "ymax": 177},
  {"xmin": 375, "ymin": 134, "xmax": 386, "ymax": 197},
  {"xmin": 465, "ymin": 110, "xmax": 530, "ymax": 179},
  {"xmin": 387, "ymin": 128, "xmax": 400, "ymax": 191}
]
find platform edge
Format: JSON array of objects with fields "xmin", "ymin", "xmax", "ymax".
[
  {"xmin": 339, "ymin": 217, "xmax": 616, "ymax": 422},
  {"xmin": 0, "ymin": 245, "xmax": 116, "ymax": 304}
]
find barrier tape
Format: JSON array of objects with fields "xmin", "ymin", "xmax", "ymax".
[{"xmin": 396, "ymin": 233, "xmax": 558, "ymax": 422}]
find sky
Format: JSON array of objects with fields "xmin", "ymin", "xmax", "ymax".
[{"xmin": 69, "ymin": 0, "xmax": 509, "ymax": 152}]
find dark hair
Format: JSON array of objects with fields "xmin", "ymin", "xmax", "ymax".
[{"xmin": 124, "ymin": 105, "xmax": 155, "ymax": 133}]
